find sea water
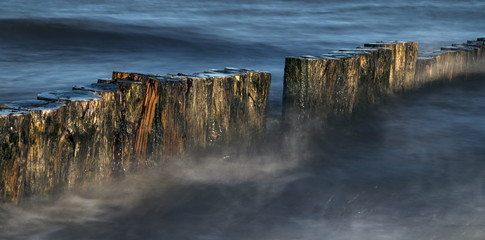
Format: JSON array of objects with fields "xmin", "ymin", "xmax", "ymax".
[
  {"xmin": 1, "ymin": 0, "xmax": 485, "ymax": 239},
  {"xmin": 1, "ymin": 0, "xmax": 484, "ymax": 105}
]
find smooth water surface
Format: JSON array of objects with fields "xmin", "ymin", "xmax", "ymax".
[{"xmin": 0, "ymin": 0, "xmax": 485, "ymax": 104}]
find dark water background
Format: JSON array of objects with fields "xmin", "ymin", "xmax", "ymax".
[
  {"xmin": 1, "ymin": 0, "xmax": 485, "ymax": 239},
  {"xmin": 1, "ymin": 0, "xmax": 485, "ymax": 105}
]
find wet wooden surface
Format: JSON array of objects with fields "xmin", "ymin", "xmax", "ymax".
[
  {"xmin": 0, "ymin": 68, "xmax": 271, "ymax": 202},
  {"xmin": 283, "ymin": 38, "xmax": 485, "ymax": 123}
]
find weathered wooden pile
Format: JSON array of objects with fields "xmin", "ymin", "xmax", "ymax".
[
  {"xmin": 0, "ymin": 68, "xmax": 271, "ymax": 202},
  {"xmin": 1, "ymin": 37, "xmax": 484, "ymax": 203},
  {"xmin": 283, "ymin": 38, "xmax": 485, "ymax": 122}
]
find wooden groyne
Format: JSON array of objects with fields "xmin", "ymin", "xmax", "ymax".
[
  {"xmin": 1, "ymin": 37, "xmax": 484, "ymax": 203},
  {"xmin": 0, "ymin": 68, "xmax": 271, "ymax": 202},
  {"xmin": 283, "ymin": 38, "xmax": 485, "ymax": 123}
]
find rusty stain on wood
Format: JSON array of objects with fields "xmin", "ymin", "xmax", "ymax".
[
  {"xmin": 134, "ymin": 79, "xmax": 159, "ymax": 166},
  {"xmin": 0, "ymin": 68, "xmax": 270, "ymax": 202},
  {"xmin": 1, "ymin": 37, "xmax": 485, "ymax": 203}
]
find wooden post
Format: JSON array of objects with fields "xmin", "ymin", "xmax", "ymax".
[{"xmin": 0, "ymin": 68, "xmax": 270, "ymax": 202}]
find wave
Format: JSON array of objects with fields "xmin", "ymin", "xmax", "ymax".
[{"xmin": 0, "ymin": 18, "xmax": 285, "ymax": 56}]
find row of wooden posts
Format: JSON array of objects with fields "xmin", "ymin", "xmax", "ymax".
[
  {"xmin": 284, "ymin": 38, "xmax": 485, "ymax": 123},
  {"xmin": 1, "ymin": 38, "xmax": 484, "ymax": 202}
]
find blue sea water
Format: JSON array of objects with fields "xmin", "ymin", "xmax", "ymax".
[
  {"xmin": 1, "ymin": 1, "xmax": 485, "ymax": 239},
  {"xmin": 0, "ymin": 0, "xmax": 484, "ymax": 104}
]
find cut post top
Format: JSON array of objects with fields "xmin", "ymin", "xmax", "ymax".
[{"xmin": 37, "ymin": 90, "xmax": 102, "ymax": 102}]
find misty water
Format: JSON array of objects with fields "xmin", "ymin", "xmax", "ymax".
[
  {"xmin": 1, "ymin": 0, "xmax": 485, "ymax": 239},
  {"xmin": 2, "ymin": 78, "xmax": 485, "ymax": 239}
]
